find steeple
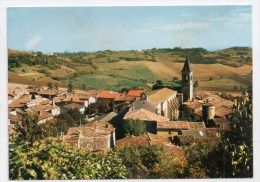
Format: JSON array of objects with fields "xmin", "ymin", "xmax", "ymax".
[
  {"xmin": 181, "ymin": 56, "xmax": 193, "ymax": 102},
  {"xmin": 181, "ymin": 56, "xmax": 192, "ymax": 73}
]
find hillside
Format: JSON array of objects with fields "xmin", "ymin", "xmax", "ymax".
[{"xmin": 8, "ymin": 47, "xmax": 252, "ymax": 92}]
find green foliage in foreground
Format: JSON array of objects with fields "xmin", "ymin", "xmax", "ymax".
[
  {"xmin": 9, "ymin": 135, "xmax": 127, "ymax": 180},
  {"xmin": 122, "ymin": 119, "xmax": 146, "ymax": 136},
  {"xmin": 224, "ymin": 91, "xmax": 253, "ymax": 177},
  {"xmin": 116, "ymin": 145, "xmax": 185, "ymax": 179},
  {"xmin": 205, "ymin": 91, "xmax": 253, "ymax": 178}
]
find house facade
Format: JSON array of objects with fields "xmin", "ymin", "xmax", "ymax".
[{"xmin": 147, "ymin": 88, "xmax": 180, "ymax": 120}]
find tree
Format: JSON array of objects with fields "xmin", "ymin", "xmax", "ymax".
[
  {"xmin": 193, "ymin": 81, "xmax": 199, "ymax": 88},
  {"xmin": 152, "ymin": 80, "xmax": 163, "ymax": 90},
  {"xmin": 116, "ymin": 145, "xmax": 162, "ymax": 178},
  {"xmin": 81, "ymin": 83, "xmax": 87, "ymax": 90},
  {"xmin": 221, "ymin": 91, "xmax": 252, "ymax": 177},
  {"xmin": 122, "ymin": 119, "xmax": 146, "ymax": 136},
  {"xmin": 56, "ymin": 108, "xmax": 86, "ymax": 128},
  {"xmin": 13, "ymin": 114, "xmax": 69, "ymax": 143},
  {"xmin": 206, "ymin": 91, "xmax": 253, "ymax": 178},
  {"xmin": 55, "ymin": 82, "xmax": 58, "ymax": 90},
  {"xmin": 172, "ymin": 76, "xmax": 179, "ymax": 82},
  {"xmin": 116, "ymin": 144, "xmax": 187, "ymax": 179},
  {"xmin": 47, "ymin": 82, "xmax": 53, "ymax": 89},
  {"xmin": 67, "ymin": 81, "xmax": 73, "ymax": 93},
  {"xmin": 155, "ymin": 80, "xmax": 163, "ymax": 85},
  {"xmin": 14, "ymin": 114, "xmax": 42, "ymax": 144},
  {"xmin": 9, "ymin": 135, "xmax": 127, "ymax": 180}
]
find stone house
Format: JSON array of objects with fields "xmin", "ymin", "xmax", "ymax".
[
  {"xmin": 62, "ymin": 103, "xmax": 85, "ymax": 114},
  {"xmin": 62, "ymin": 122, "xmax": 116, "ymax": 151},
  {"xmin": 147, "ymin": 88, "xmax": 180, "ymax": 120},
  {"xmin": 28, "ymin": 88, "xmax": 67, "ymax": 99},
  {"xmin": 53, "ymin": 93, "xmax": 96, "ymax": 108},
  {"xmin": 157, "ymin": 121, "xmax": 206, "ymax": 139},
  {"xmin": 26, "ymin": 109, "xmax": 54, "ymax": 124},
  {"xmin": 183, "ymin": 94, "xmax": 234, "ymax": 121},
  {"xmin": 123, "ymin": 108, "xmax": 169, "ymax": 134},
  {"xmin": 31, "ymin": 103, "xmax": 61, "ymax": 116}
]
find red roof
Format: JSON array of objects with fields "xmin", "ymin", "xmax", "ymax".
[
  {"xmin": 127, "ymin": 90, "xmax": 144, "ymax": 97},
  {"xmin": 98, "ymin": 91, "xmax": 120, "ymax": 99},
  {"xmin": 64, "ymin": 103, "xmax": 85, "ymax": 110}
]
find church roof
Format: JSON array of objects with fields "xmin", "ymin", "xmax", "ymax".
[{"xmin": 181, "ymin": 56, "xmax": 192, "ymax": 72}]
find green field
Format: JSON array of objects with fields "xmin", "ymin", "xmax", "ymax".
[
  {"xmin": 199, "ymin": 76, "xmax": 249, "ymax": 91},
  {"xmin": 8, "ymin": 47, "xmax": 252, "ymax": 92}
]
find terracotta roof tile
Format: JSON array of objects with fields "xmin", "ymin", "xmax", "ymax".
[
  {"xmin": 9, "ymin": 114, "xmax": 21, "ymax": 123},
  {"xmin": 124, "ymin": 108, "xmax": 169, "ymax": 122},
  {"xmin": 116, "ymin": 132, "xmax": 185, "ymax": 159},
  {"xmin": 9, "ymin": 99, "xmax": 31, "ymax": 108},
  {"xmin": 188, "ymin": 122, "xmax": 206, "ymax": 129},
  {"xmin": 184, "ymin": 94, "xmax": 234, "ymax": 118},
  {"xmin": 195, "ymin": 92, "xmax": 210, "ymax": 100},
  {"xmin": 86, "ymin": 90, "xmax": 101, "ymax": 97},
  {"xmin": 63, "ymin": 103, "xmax": 85, "ymax": 110},
  {"xmin": 36, "ymin": 89, "xmax": 66, "ymax": 96},
  {"xmin": 215, "ymin": 107, "xmax": 233, "ymax": 117},
  {"xmin": 19, "ymin": 94, "xmax": 32, "ymax": 100},
  {"xmin": 114, "ymin": 93, "xmax": 136, "ymax": 102},
  {"xmin": 31, "ymin": 104, "xmax": 59, "ymax": 111},
  {"xmin": 183, "ymin": 100, "xmax": 202, "ymax": 110},
  {"xmin": 63, "ymin": 122, "xmax": 115, "ymax": 151},
  {"xmin": 175, "ymin": 135, "xmax": 220, "ymax": 145},
  {"xmin": 157, "ymin": 121, "xmax": 189, "ymax": 129},
  {"xmin": 116, "ymin": 132, "xmax": 169, "ymax": 148},
  {"xmin": 157, "ymin": 121, "xmax": 205, "ymax": 130},
  {"xmin": 26, "ymin": 109, "xmax": 53, "ymax": 121},
  {"xmin": 213, "ymin": 118, "xmax": 231, "ymax": 130},
  {"xmin": 127, "ymin": 90, "xmax": 144, "ymax": 97},
  {"xmin": 27, "ymin": 97, "xmax": 51, "ymax": 106},
  {"xmin": 98, "ymin": 90, "xmax": 120, "ymax": 99},
  {"xmin": 148, "ymin": 88, "xmax": 177, "ymax": 105}
]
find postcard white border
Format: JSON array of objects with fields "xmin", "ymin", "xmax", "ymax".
[{"xmin": 1, "ymin": 1, "xmax": 259, "ymax": 182}]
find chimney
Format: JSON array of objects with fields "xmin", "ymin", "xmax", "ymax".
[
  {"xmin": 202, "ymin": 103, "xmax": 215, "ymax": 125},
  {"xmin": 52, "ymin": 101, "xmax": 55, "ymax": 106}
]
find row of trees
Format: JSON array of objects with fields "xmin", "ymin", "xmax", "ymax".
[{"xmin": 8, "ymin": 53, "xmax": 60, "ymax": 70}]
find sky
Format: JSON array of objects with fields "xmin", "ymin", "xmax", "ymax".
[{"xmin": 8, "ymin": 6, "xmax": 252, "ymax": 53}]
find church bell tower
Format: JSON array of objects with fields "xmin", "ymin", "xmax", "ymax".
[{"xmin": 181, "ymin": 56, "xmax": 193, "ymax": 102}]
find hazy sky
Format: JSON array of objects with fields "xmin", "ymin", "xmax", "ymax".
[{"xmin": 8, "ymin": 6, "xmax": 252, "ymax": 53}]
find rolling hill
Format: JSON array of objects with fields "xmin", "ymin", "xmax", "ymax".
[{"xmin": 8, "ymin": 47, "xmax": 252, "ymax": 92}]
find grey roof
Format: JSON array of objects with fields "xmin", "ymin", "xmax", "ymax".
[
  {"xmin": 96, "ymin": 112, "xmax": 118, "ymax": 122},
  {"xmin": 181, "ymin": 129, "xmax": 207, "ymax": 138},
  {"xmin": 181, "ymin": 56, "xmax": 192, "ymax": 72}
]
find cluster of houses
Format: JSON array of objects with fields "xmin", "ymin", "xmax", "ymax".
[{"xmin": 8, "ymin": 57, "xmax": 235, "ymax": 158}]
